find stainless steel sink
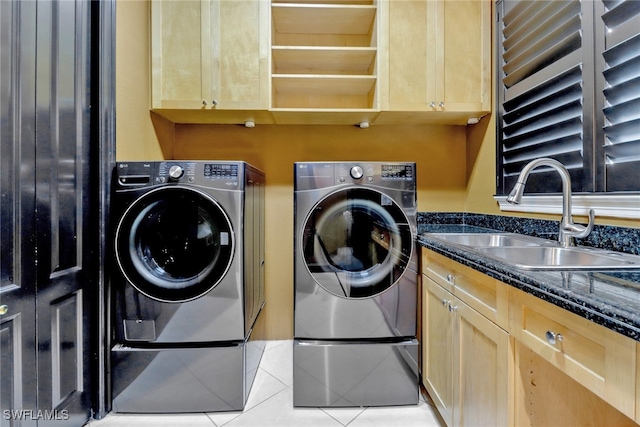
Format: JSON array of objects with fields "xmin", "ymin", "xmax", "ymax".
[
  {"xmin": 424, "ymin": 232, "xmax": 555, "ymax": 248},
  {"xmin": 477, "ymin": 246, "xmax": 640, "ymax": 270},
  {"xmin": 423, "ymin": 232, "xmax": 640, "ymax": 270}
]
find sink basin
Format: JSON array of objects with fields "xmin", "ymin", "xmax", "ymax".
[
  {"xmin": 424, "ymin": 232, "xmax": 555, "ymax": 248},
  {"xmin": 477, "ymin": 246, "xmax": 640, "ymax": 270},
  {"xmin": 423, "ymin": 232, "xmax": 640, "ymax": 270}
]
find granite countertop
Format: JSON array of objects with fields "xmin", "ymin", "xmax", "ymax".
[{"xmin": 417, "ymin": 222, "xmax": 640, "ymax": 343}]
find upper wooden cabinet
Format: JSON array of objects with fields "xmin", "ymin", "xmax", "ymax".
[
  {"xmin": 150, "ymin": 0, "xmax": 272, "ymax": 124},
  {"xmin": 149, "ymin": 0, "xmax": 491, "ymax": 125},
  {"xmin": 378, "ymin": 0, "xmax": 492, "ymax": 125}
]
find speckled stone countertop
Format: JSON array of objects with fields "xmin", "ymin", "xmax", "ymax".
[{"xmin": 416, "ymin": 213, "xmax": 640, "ymax": 342}]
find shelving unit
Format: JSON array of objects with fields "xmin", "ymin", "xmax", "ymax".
[{"xmin": 271, "ymin": 0, "xmax": 378, "ymax": 112}]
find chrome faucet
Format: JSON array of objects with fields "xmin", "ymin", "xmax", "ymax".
[{"xmin": 506, "ymin": 158, "xmax": 595, "ymax": 247}]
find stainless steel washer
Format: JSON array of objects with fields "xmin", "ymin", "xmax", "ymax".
[{"xmin": 110, "ymin": 161, "xmax": 265, "ymax": 412}]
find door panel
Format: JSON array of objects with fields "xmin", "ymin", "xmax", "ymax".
[{"xmin": 1, "ymin": 0, "xmax": 94, "ymax": 425}]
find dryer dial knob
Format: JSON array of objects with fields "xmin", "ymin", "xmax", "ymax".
[
  {"xmin": 168, "ymin": 165, "xmax": 184, "ymax": 180},
  {"xmin": 350, "ymin": 166, "xmax": 364, "ymax": 180}
]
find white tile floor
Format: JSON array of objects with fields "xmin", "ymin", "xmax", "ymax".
[{"xmin": 86, "ymin": 340, "xmax": 445, "ymax": 427}]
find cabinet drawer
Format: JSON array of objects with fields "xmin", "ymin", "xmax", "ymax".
[
  {"xmin": 449, "ymin": 259, "xmax": 509, "ymax": 331},
  {"xmin": 510, "ymin": 288, "xmax": 635, "ymax": 418},
  {"xmin": 421, "ymin": 248, "xmax": 455, "ymax": 293},
  {"xmin": 421, "ymin": 248, "xmax": 508, "ymax": 329}
]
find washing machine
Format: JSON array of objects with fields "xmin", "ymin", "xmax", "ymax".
[
  {"xmin": 293, "ymin": 162, "xmax": 419, "ymax": 407},
  {"xmin": 110, "ymin": 161, "xmax": 265, "ymax": 413}
]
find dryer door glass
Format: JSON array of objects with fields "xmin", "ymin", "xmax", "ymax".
[
  {"xmin": 302, "ymin": 188, "xmax": 413, "ymax": 298},
  {"xmin": 115, "ymin": 187, "xmax": 234, "ymax": 302}
]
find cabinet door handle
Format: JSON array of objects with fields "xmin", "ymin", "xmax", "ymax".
[
  {"xmin": 446, "ymin": 274, "xmax": 455, "ymax": 283},
  {"xmin": 439, "ymin": 101, "xmax": 445, "ymax": 108},
  {"xmin": 441, "ymin": 298, "xmax": 450, "ymax": 306},
  {"xmin": 545, "ymin": 331, "xmax": 563, "ymax": 345},
  {"xmin": 202, "ymin": 99, "xmax": 218, "ymax": 107},
  {"xmin": 0, "ymin": 305, "xmax": 8, "ymax": 316},
  {"xmin": 448, "ymin": 303, "xmax": 458, "ymax": 313}
]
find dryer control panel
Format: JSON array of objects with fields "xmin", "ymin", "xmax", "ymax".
[{"xmin": 295, "ymin": 162, "xmax": 415, "ymax": 191}]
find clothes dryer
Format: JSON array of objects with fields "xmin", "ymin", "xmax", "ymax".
[
  {"xmin": 293, "ymin": 162, "xmax": 419, "ymax": 407},
  {"xmin": 110, "ymin": 161, "xmax": 265, "ymax": 413}
]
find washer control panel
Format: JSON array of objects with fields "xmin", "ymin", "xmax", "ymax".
[
  {"xmin": 158, "ymin": 162, "xmax": 196, "ymax": 183},
  {"xmin": 381, "ymin": 164, "xmax": 413, "ymax": 181},
  {"xmin": 204, "ymin": 163, "xmax": 239, "ymax": 180},
  {"xmin": 116, "ymin": 162, "xmax": 246, "ymax": 188}
]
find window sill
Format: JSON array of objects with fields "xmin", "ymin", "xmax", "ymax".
[{"xmin": 495, "ymin": 194, "xmax": 640, "ymax": 220}]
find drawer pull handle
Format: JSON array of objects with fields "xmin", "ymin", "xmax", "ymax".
[
  {"xmin": 448, "ymin": 304, "xmax": 458, "ymax": 313},
  {"xmin": 446, "ymin": 274, "xmax": 455, "ymax": 283},
  {"xmin": 441, "ymin": 298, "xmax": 450, "ymax": 306},
  {"xmin": 545, "ymin": 331, "xmax": 563, "ymax": 345}
]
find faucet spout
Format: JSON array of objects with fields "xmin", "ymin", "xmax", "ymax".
[{"xmin": 506, "ymin": 158, "xmax": 595, "ymax": 247}]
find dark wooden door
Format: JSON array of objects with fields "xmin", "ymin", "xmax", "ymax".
[{"xmin": 1, "ymin": 1, "xmax": 95, "ymax": 425}]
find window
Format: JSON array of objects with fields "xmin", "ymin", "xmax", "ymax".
[{"xmin": 496, "ymin": 0, "xmax": 640, "ymax": 218}]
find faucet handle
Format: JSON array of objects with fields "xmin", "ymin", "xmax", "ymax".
[{"xmin": 566, "ymin": 209, "xmax": 595, "ymax": 239}]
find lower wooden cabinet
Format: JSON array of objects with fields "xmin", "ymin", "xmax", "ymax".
[
  {"xmin": 513, "ymin": 341, "xmax": 638, "ymax": 426},
  {"xmin": 636, "ymin": 345, "xmax": 640, "ymax": 424},
  {"xmin": 423, "ymin": 275, "xmax": 455, "ymax": 424},
  {"xmin": 510, "ymin": 287, "xmax": 636, "ymax": 421},
  {"xmin": 421, "ymin": 247, "xmax": 640, "ymax": 426},
  {"xmin": 422, "ymin": 275, "xmax": 512, "ymax": 427}
]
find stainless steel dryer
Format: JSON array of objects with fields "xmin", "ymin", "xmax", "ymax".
[
  {"xmin": 293, "ymin": 162, "xmax": 419, "ymax": 407},
  {"xmin": 110, "ymin": 161, "xmax": 265, "ymax": 413}
]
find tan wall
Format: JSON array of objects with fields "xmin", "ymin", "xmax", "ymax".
[
  {"xmin": 170, "ymin": 124, "xmax": 467, "ymax": 339},
  {"xmin": 116, "ymin": 0, "xmax": 165, "ymax": 161}
]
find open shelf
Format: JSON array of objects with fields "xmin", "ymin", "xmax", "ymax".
[
  {"xmin": 273, "ymin": 0, "xmax": 374, "ymax": 4},
  {"xmin": 271, "ymin": 0, "xmax": 378, "ymax": 112},
  {"xmin": 272, "ymin": 46, "xmax": 376, "ymax": 75},
  {"xmin": 272, "ymin": 3, "xmax": 376, "ymax": 36},
  {"xmin": 272, "ymin": 75, "xmax": 376, "ymax": 109}
]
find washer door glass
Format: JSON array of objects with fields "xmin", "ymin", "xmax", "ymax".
[
  {"xmin": 302, "ymin": 188, "xmax": 413, "ymax": 298},
  {"xmin": 115, "ymin": 186, "xmax": 234, "ymax": 302}
]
